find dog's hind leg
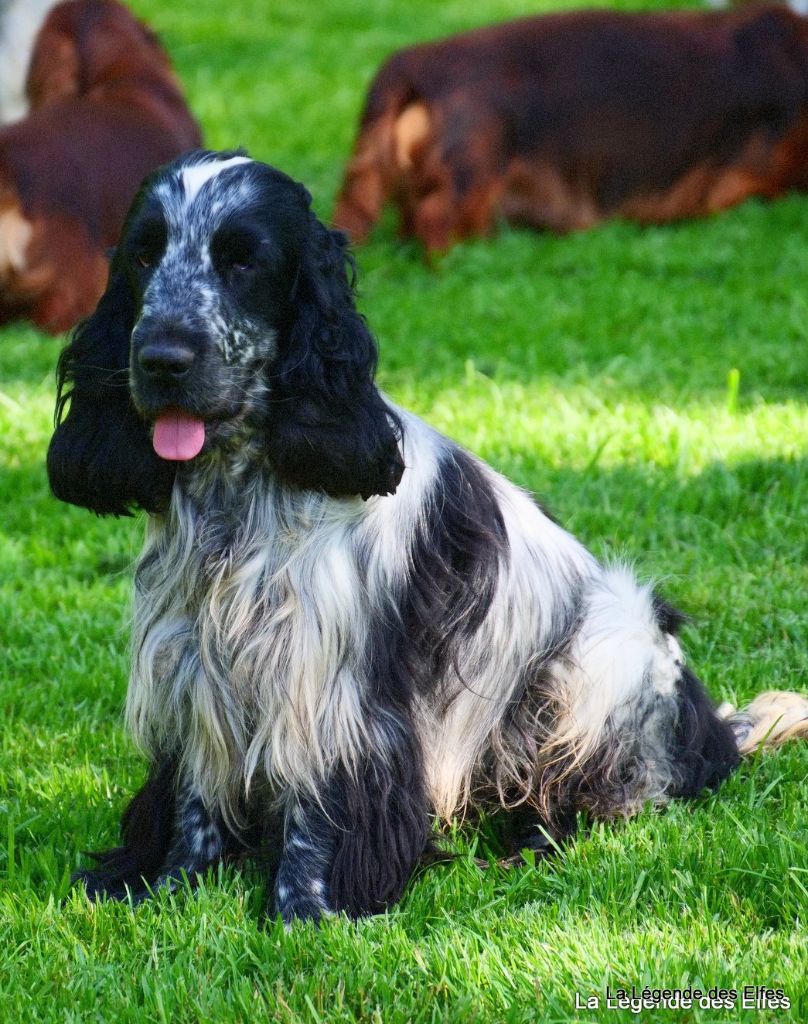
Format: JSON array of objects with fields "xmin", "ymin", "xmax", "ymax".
[
  {"xmin": 495, "ymin": 804, "xmax": 578, "ymax": 867},
  {"xmin": 333, "ymin": 116, "xmax": 398, "ymax": 243}
]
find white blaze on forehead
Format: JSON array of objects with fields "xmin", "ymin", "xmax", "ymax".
[{"xmin": 180, "ymin": 156, "xmax": 253, "ymax": 202}]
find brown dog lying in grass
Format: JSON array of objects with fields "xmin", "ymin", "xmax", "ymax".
[
  {"xmin": 334, "ymin": 5, "xmax": 808, "ymax": 254},
  {"xmin": 0, "ymin": 0, "xmax": 201, "ymax": 333}
]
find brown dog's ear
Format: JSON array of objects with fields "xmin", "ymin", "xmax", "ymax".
[
  {"xmin": 264, "ymin": 214, "xmax": 404, "ymax": 499},
  {"xmin": 26, "ymin": 21, "xmax": 80, "ymax": 109},
  {"xmin": 47, "ymin": 256, "xmax": 175, "ymax": 516}
]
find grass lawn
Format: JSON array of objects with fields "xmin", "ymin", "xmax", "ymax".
[{"xmin": 1, "ymin": 0, "xmax": 807, "ymax": 1020}]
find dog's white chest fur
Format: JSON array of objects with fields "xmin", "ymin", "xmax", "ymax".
[{"xmin": 127, "ymin": 464, "xmax": 375, "ymax": 821}]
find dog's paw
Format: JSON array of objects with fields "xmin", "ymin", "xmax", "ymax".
[{"xmin": 71, "ymin": 867, "xmax": 148, "ymax": 903}]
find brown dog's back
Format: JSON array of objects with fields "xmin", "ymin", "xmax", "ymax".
[{"xmin": 334, "ymin": 6, "xmax": 808, "ymax": 253}]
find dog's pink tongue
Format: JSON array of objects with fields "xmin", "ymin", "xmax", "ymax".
[{"xmin": 152, "ymin": 410, "xmax": 205, "ymax": 461}]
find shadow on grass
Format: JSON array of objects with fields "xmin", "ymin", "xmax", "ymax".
[
  {"xmin": 2, "ymin": 449, "xmax": 805, "ymax": 574},
  {"xmin": 2, "ymin": 449, "xmax": 805, "ymax": 611},
  {"xmin": 2, "ymin": 195, "xmax": 807, "ymax": 404},
  {"xmin": 0, "ymin": 327, "xmax": 64, "ymax": 389}
]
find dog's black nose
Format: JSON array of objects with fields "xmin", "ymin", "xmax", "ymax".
[{"xmin": 138, "ymin": 343, "xmax": 195, "ymax": 381}]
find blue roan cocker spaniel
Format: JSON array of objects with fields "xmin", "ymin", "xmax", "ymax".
[{"xmin": 47, "ymin": 150, "xmax": 808, "ymax": 922}]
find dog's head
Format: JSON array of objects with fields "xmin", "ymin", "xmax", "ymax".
[{"xmin": 47, "ymin": 149, "xmax": 404, "ymax": 515}]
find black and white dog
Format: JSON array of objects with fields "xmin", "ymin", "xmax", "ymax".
[{"xmin": 47, "ymin": 150, "xmax": 808, "ymax": 922}]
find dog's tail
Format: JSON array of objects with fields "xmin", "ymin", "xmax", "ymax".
[
  {"xmin": 717, "ymin": 691, "xmax": 808, "ymax": 755},
  {"xmin": 333, "ymin": 51, "xmax": 433, "ymax": 243}
]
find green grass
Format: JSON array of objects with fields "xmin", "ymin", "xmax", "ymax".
[{"xmin": 1, "ymin": 0, "xmax": 807, "ymax": 1020}]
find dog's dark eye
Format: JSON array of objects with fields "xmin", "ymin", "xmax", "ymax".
[
  {"xmin": 213, "ymin": 225, "xmax": 265, "ymax": 283},
  {"xmin": 128, "ymin": 215, "xmax": 167, "ymax": 273}
]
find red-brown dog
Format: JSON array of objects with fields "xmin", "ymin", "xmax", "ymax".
[
  {"xmin": 0, "ymin": 0, "xmax": 201, "ymax": 333},
  {"xmin": 334, "ymin": 5, "xmax": 808, "ymax": 254}
]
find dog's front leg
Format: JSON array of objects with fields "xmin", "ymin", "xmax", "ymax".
[
  {"xmin": 145, "ymin": 779, "xmax": 233, "ymax": 897},
  {"xmin": 272, "ymin": 724, "xmax": 431, "ymax": 924},
  {"xmin": 272, "ymin": 795, "xmax": 337, "ymax": 923}
]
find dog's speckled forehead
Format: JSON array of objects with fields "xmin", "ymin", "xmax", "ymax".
[{"xmin": 153, "ymin": 153, "xmax": 258, "ymax": 236}]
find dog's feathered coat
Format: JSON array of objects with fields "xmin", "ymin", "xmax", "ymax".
[{"xmin": 48, "ymin": 151, "xmax": 808, "ymax": 921}]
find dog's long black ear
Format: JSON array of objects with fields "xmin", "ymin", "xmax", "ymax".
[
  {"xmin": 47, "ymin": 261, "xmax": 175, "ymax": 516},
  {"xmin": 264, "ymin": 213, "xmax": 404, "ymax": 499}
]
